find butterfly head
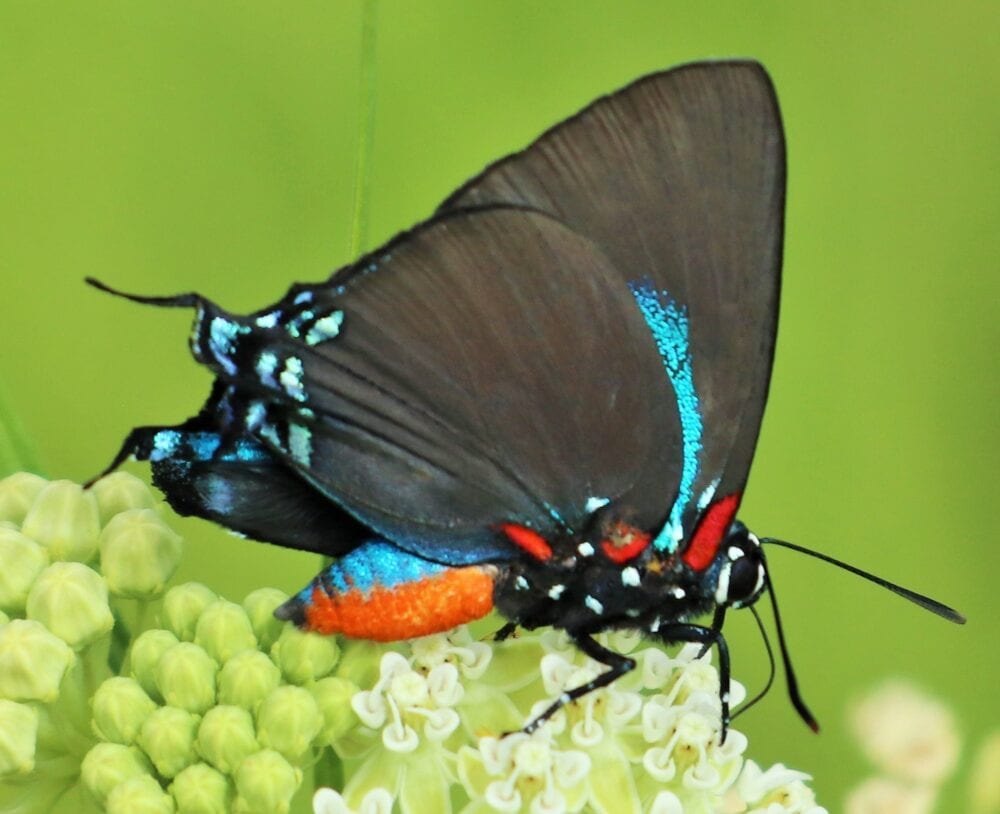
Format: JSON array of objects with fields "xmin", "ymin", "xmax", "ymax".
[{"xmin": 709, "ymin": 521, "xmax": 766, "ymax": 610}]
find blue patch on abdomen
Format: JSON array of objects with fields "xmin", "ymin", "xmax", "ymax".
[
  {"xmin": 302, "ymin": 540, "xmax": 446, "ymax": 603},
  {"xmin": 628, "ymin": 278, "xmax": 703, "ymax": 552}
]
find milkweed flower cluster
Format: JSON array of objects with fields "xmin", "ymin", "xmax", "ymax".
[{"xmin": 0, "ymin": 472, "xmax": 829, "ymax": 813}]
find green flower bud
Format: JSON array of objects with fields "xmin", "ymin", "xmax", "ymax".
[
  {"xmin": 20, "ymin": 479, "xmax": 100, "ymax": 562},
  {"xmin": 100, "ymin": 509, "xmax": 182, "ymax": 599},
  {"xmin": 217, "ymin": 649, "xmax": 282, "ymax": 712},
  {"xmin": 169, "ymin": 762, "xmax": 232, "ymax": 814},
  {"xmin": 242, "ymin": 588, "xmax": 287, "ymax": 651},
  {"xmin": 81, "ymin": 742, "xmax": 152, "ymax": 802},
  {"xmin": 255, "ymin": 685, "xmax": 322, "ymax": 762},
  {"xmin": 137, "ymin": 705, "xmax": 199, "ymax": 779},
  {"xmin": 25, "ymin": 561, "xmax": 114, "ymax": 650},
  {"xmin": 196, "ymin": 705, "xmax": 259, "ymax": 775},
  {"xmin": 232, "ymin": 749, "xmax": 301, "ymax": 814},
  {"xmin": 162, "ymin": 583, "xmax": 217, "ymax": 641},
  {"xmin": 0, "ymin": 619, "xmax": 74, "ymax": 701},
  {"xmin": 106, "ymin": 774, "xmax": 175, "ymax": 814},
  {"xmin": 270, "ymin": 625, "xmax": 340, "ymax": 685},
  {"xmin": 310, "ymin": 676, "xmax": 360, "ymax": 744},
  {"xmin": 131, "ymin": 629, "xmax": 180, "ymax": 701},
  {"xmin": 0, "ymin": 699, "xmax": 38, "ymax": 776},
  {"xmin": 334, "ymin": 639, "xmax": 384, "ymax": 689},
  {"xmin": 90, "ymin": 472, "xmax": 156, "ymax": 525},
  {"xmin": 155, "ymin": 643, "xmax": 217, "ymax": 714},
  {"xmin": 0, "ymin": 472, "xmax": 47, "ymax": 526},
  {"xmin": 92, "ymin": 677, "xmax": 157, "ymax": 744},
  {"xmin": 0, "ymin": 527, "xmax": 49, "ymax": 613},
  {"xmin": 194, "ymin": 601, "xmax": 257, "ymax": 664}
]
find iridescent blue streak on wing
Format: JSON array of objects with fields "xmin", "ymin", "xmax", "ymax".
[{"xmin": 627, "ymin": 278, "xmax": 702, "ymax": 551}]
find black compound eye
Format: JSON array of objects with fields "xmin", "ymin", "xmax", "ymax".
[{"xmin": 726, "ymin": 556, "xmax": 761, "ymax": 603}]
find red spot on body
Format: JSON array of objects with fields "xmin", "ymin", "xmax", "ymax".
[
  {"xmin": 303, "ymin": 566, "xmax": 496, "ymax": 640},
  {"xmin": 500, "ymin": 523, "xmax": 553, "ymax": 561},
  {"xmin": 600, "ymin": 522, "xmax": 651, "ymax": 563},
  {"xmin": 682, "ymin": 492, "xmax": 742, "ymax": 571}
]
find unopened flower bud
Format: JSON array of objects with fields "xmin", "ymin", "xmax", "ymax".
[
  {"xmin": 100, "ymin": 509, "xmax": 182, "ymax": 599},
  {"xmin": 243, "ymin": 588, "xmax": 287, "ymax": 651},
  {"xmin": 0, "ymin": 473, "xmax": 46, "ymax": 525},
  {"xmin": 25, "ymin": 561, "xmax": 114, "ymax": 649},
  {"xmin": 138, "ymin": 705, "xmax": 199, "ymax": 779},
  {"xmin": 0, "ymin": 619, "xmax": 74, "ymax": 701},
  {"xmin": 105, "ymin": 773, "xmax": 175, "ymax": 814},
  {"xmin": 81, "ymin": 742, "xmax": 152, "ymax": 802},
  {"xmin": 90, "ymin": 472, "xmax": 156, "ymax": 525},
  {"xmin": 270, "ymin": 625, "xmax": 340, "ymax": 685},
  {"xmin": 131, "ymin": 629, "xmax": 180, "ymax": 700},
  {"xmin": 163, "ymin": 583, "xmax": 217, "ymax": 641},
  {"xmin": 194, "ymin": 600, "xmax": 257, "ymax": 664},
  {"xmin": 20, "ymin": 480, "xmax": 100, "ymax": 562},
  {"xmin": 233, "ymin": 749, "xmax": 301, "ymax": 814},
  {"xmin": 92, "ymin": 676, "xmax": 157, "ymax": 744},
  {"xmin": 155, "ymin": 643, "xmax": 217, "ymax": 714},
  {"xmin": 310, "ymin": 677, "xmax": 360, "ymax": 744},
  {"xmin": 256, "ymin": 685, "xmax": 322, "ymax": 762},
  {"xmin": 217, "ymin": 649, "xmax": 281, "ymax": 712},
  {"xmin": 196, "ymin": 705, "xmax": 259, "ymax": 774},
  {"xmin": 0, "ymin": 699, "xmax": 38, "ymax": 775},
  {"xmin": 0, "ymin": 528, "xmax": 48, "ymax": 613},
  {"xmin": 169, "ymin": 762, "xmax": 232, "ymax": 814}
]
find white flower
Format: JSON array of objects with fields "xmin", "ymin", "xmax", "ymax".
[
  {"xmin": 849, "ymin": 681, "xmax": 959, "ymax": 784},
  {"xmin": 844, "ymin": 776, "xmax": 935, "ymax": 814},
  {"xmin": 314, "ymin": 786, "xmax": 393, "ymax": 814},
  {"xmin": 734, "ymin": 760, "xmax": 829, "ymax": 814}
]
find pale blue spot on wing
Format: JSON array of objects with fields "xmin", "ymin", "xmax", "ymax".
[
  {"xmin": 628, "ymin": 278, "xmax": 703, "ymax": 552},
  {"xmin": 305, "ymin": 310, "xmax": 344, "ymax": 346},
  {"xmin": 288, "ymin": 423, "xmax": 311, "ymax": 466},
  {"xmin": 279, "ymin": 356, "xmax": 306, "ymax": 402},
  {"xmin": 208, "ymin": 317, "xmax": 249, "ymax": 375}
]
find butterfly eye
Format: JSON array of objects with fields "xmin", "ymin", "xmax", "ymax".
[
  {"xmin": 713, "ymin": 531, "xmax": 766, "ymax": 608},
  {"xmin": 725, "ymin": 553, "xmax": 764, "ymax": 607}
]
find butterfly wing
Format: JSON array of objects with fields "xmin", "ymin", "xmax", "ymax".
[
  {"xmin": 192, "ymin": 207, "xmax": 677, "ymax": 562},
  {"xmin": 440, "ymin": 60, "xmax": 785, "ymax": 534}
]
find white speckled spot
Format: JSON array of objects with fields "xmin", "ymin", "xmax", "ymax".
[
  {"xmin": 256, "ymin": 351, "xmax": 279, "ymax": 387},
  {"xmin": 578, "ymin": 542, "xmax": 595, "ymax": 557},
  {"xmin": 279, "ymin": 356, "xmax": 306, "ymax": 402},
  {"xmin": 670, "ymin": 586, "xmax": 686, "ymax": 599},
  {"xmin": 255, "ymin": 312, "xmax": 279, "ymax": 329},
  {"xmin": 547, "ymin": 584, "xmax": 565, "ymax": 600},
  {"xmin": 294, "ymin": 291, "xmax": 313, "ymax": 305},
  {"xmin": 585, "ymin": 496, "xmax": 610, "ymax": 513},
  {"xmin": 289, "ymin": 423, "xmax": 312, "ymax": 466},
  {"xmin": 584, "ymin": 595, "xmax": 604, "ymax": 614},
  {"xmin": 728, "ymin": 546, "xmax": 743, "ymax": 561},
  {"xmin": 621, "ymin": 567, "xmax": 641, "ymax": 587},
  {"xmin": 305, "ymin": 310, "xmax": 344, "ymax": 345},
  {"xmin": 515, "ymin": 575, "xmax": 529, "ymax": 591}
]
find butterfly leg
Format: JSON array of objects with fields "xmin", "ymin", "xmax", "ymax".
[
  {"xmin": 655, "ymin": 622, "xmax": 732, "ymax": 743},
  {"xmin": 521, "ymin": 632, "xmax": 636, "ymax": 735}
]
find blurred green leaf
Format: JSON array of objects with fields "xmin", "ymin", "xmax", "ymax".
[{"xmin": 0, "ymin": 382, "xmax": 42, "ymax": 477}]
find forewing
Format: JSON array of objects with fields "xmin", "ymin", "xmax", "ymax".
[{"xmin": 441, "ymin": 60, "xmax": 785, "ymax": 526}]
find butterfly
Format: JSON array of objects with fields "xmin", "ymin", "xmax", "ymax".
[{"xmin": 90, "ymin": 59, "xmax": 963, "ymax": 737}]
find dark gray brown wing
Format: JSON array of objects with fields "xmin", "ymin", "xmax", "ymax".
[{"xmin": 440, "ymin": 60, "xmax": 785, "ymax": 541}]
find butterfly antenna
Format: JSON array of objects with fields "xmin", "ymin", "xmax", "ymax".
[
  {"xmin": 85, "ymin": 277, "xmax": 201, "ymax": 309},
  {"xmin": 760, "ymin": 548, "xmax": 820, "ymax": 732},
  {"xmin": 731, "ymin": 605, "xmax": 776, "ymax": 722},
  {"xmin": 760, "ymin": 538, "xmax": 966, "ymax": 624}
]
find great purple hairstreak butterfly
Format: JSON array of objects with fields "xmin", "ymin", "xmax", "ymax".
[{"xmin": 88, "ymin": 59, "xmax": 964, "ymax": 737}]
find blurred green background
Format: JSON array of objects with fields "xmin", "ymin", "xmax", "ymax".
[{"xmin": 1, "ymin": 1, "xmax": 996, "ymax": 809}]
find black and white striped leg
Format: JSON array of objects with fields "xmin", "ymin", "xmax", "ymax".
[
  {"xmin": 521, "ymin": 633, "xmax": 636, "ymax": 735},
  {"xmin": 656, "ymin": 622, "xmax": 732, "ymax": 743}
]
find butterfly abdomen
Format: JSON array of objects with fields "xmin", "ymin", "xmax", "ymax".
[{"xmin": 275, "ymin": 540, "xmax": 498, "ymax": 641}]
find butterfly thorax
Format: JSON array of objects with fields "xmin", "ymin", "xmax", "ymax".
[{"xmin": 492, "ymin": 515, "xmax": 765, "ymax": 636}]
